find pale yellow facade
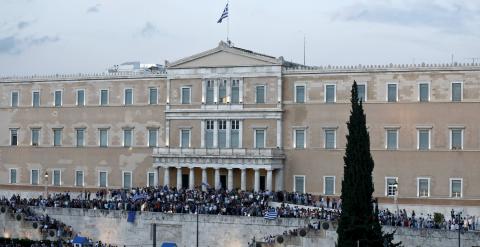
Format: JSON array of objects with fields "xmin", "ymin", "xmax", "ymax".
[{"xmin": 1, "ymin": 41, "xmax": 479, "ymax": 206}]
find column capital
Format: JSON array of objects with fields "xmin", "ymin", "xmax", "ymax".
[{"xmin": 227, "ymin": 168, "xmax": 233, "ymax": 170}]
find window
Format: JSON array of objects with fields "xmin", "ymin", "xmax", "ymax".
[
  {"xmin": 53, "ymin": 128, "xmax": 62, "ymax": 146},
  {"xmin": 206, "ymin": 80, "xmax": 214, "ymax": 104},
  {"xmin": 75, "ymin": 171, "xmax": 84, "ymax": 187},
  {"xmin": 450, "ymin": 178, "xmax": 462, "ymax": 198},
  {"xmin": 9, "ymin": 168, "xmax": 17, "ymax": 184},
  {"xmin": 124, "ymin": 88, "xmax": 133, "ymax": 105},
  {"xmin": 417, "ymin": 129, "xmax": 430, "ymax": 150},
  {"xmin": 10, "ymin": 129, "xmax": 18, "ymax": 146},
  {"xmin": 76, "ymin": 128, "xmax": 85, "ymax": 147},
  {"xmin": 231, "ymin": 79, "xmax": 240, "ymax": 104},
  {"xmin": 295, "ymin": 85, "xmax": 305, "ymax": 103},
  {"xmin": 123, "ymin": 129, "xmax": 133, "ymax": 147},
  {"xmin": 218, "ymin": 120, "xmax": 227, "ymax": 148},
  {"xmin": 149, "ymin": 88, "xmax": 158, "ymax": 105},
  {"xmin": 325, "ymin": 84, "xmax": 336, "ymax": 103},
  {"xmin": 99, "ymin": 129, "xmax": 108, "ymax": 147},
  {"xmin": 100, "ymin": 89, "xmax": 109, "ymax": 105},
  {"xmin": 31, "ymin": 169, "xmax": 39, "ymax": 185},
  {"xmin": 31, "ymin": 128, "xmax": 40, "ymax": 146},
  {"xmin": 99, "ymin": 171, "xmax": 108, "ymax": 187},
  {"xmin": 11, "ymin": 91, "xmax": 19, "ymax": 107},
  {"xmin": 450, "ymin": 128, "xmax": 463, "ymax": 150},
  {"xmin": 418, "ymin": 83, "xmax": 429, "ymax": 102},
  {"xmin": 205, "ymin": 120, "xmax": 214, "ymax": 148},
  {"xmin": 451, "ymin": 82, "xmax": 462, "ymax": 102},
  {"xmin": 231, "ymin": 120, "xmax": 240, "ymax": 148},
  {"xmin": 254, "ymin": 129, "xmax": 265, "ymax": 148},
  {"xmin": 54, "ymin": 90, "xmax": 62, "ymax": 107},
  {"xmin": 53, "ymin": 170, "xmax": 61, "ymax": 186},
  {"xmin": 357, "ymin": 83, "xmax": 367, "ymax": 102},
  {"xmin": 294, "ymin": 175, "xmax": 305, "ymax": 193},
  {"xmin": 32, "ymin": 91, "xmax": 40, "ymax": 107},
  {"xmin": 147, "ymin": 172, "xmax": 155, "ymax": 187},
  {"xmin": 324, "ymin": 176, "xmax": 335, "ymax": 195},
  {"xmin": 181, "ymin": 87, "xmax": 191, "ymax": 104},
  {"xmin": 219, "ymin": 80, "xmax": 227, "ymax": 104},
  {"xmin": 294, "ymin": 129, "xmax": 305, "ymax": 149},
  {"xmin": 385, "ymin": 177, "xmax": 398, "ymax": 197},
  {"xmin": 148, "ymin": 129, "xmax": 158, "ymax": 147},
  {"xmin": 386, "ymin": 129, "xmax": 398, "ymax": 150},
  {"xmin": 76, "ymin": 89, "xmax": 85, "ymax": 106},
  {"xmin": 180, "ymin": 129, "xmax": 191, "ymax": 148},
  {"xmin": 255, "ymin": 85, "xmax": 265, "ymax": 104},
  {"xmin": 387, "ymin": 83, "xmax": 397, "ymax": 102},
  {"xmin": 123, "ymin": 171, "xmax": 132, "ymax": 189},
  {"xmin": 324, "ymin": 129, "xmax": 336, "ymax": 149},
  {"xmin": 417, "ymin": 178, "xmax": 430, "ymax": 197}
]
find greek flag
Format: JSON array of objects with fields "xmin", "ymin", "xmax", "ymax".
[
  {"xmin": 264, "ymin": 209, "xmax": 278, "ymax": 220},
  {"xmin": 217, "ymin": 3, "xmax": 229, "ymax": 23}
]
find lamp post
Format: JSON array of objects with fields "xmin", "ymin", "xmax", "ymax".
[
  {"xmin": 393, "ymin": 179, "xmax": 399, "ymax": 224},
  {"xmin": 44, "ymin": 171, "xmax": 49, "ymax": 198},
  {"xmin": 456, "ymin": 212, "xmax": 462, "ymax": 247}
]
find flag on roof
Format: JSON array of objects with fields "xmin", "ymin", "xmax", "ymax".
[
  {"xmin": 217, "ymin": 3, "xmax": 229, "ymax": 23},
  {"xmin": 264, "ymin": 209, "xmax": 278, "ymax": 220}
]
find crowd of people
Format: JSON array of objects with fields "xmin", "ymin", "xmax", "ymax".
[
  {"xmin": 2, "ymin": 186, "xmax": 339, "ymax": 220},
  {"xmin": 378, "ymin": 208, "xmax": 478, "ymax": 231}
]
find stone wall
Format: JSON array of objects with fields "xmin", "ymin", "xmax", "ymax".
[
  {"xmin": 3, "ymin": 207, "xmax": 480, "ymax": 247},
  {"xmin": 30, "ymin": 207, "xmax": 308, "ymax": 247}
]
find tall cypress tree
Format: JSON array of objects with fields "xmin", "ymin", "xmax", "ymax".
[{"xmin": 337, "ymin": 81, "xmax": 399, "ymax": 247}]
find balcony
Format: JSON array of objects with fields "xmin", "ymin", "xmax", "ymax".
[
  {"xmin": 152, "ymin": 147, "xmax": 285, "ymax": 169},
  {"xmin": 153, "ymin": 147, "xmax": 284, "ymax": 159}
]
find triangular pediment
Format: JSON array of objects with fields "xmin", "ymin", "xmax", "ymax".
[{"xmin": 167, "ymin": 41, "xmax": 283, "ymax": 69}]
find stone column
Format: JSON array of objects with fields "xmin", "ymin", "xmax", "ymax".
[
  {"xmin": 189, "ymin": 167, "xmax": 195, "ymax": 190},
  {"xmin": 163, "ymin": 167, "xmax": 170, "ymax": 187},
  {"xmin": 201, "ymin": 168, "xmax": 207, "ymax": 191},
  {"xmin": 240, "ymin": 168, "xmax": 246, "ymax": 191},
  {"xmin": 276, "ymin": 119, "xmax": 282, "ymax": 148},
  {"xmin": 254, "ymin": 168, "xmax": 260, "ymax": 192},
  {"xmin": 156, "ymin": 167, "xmax": 160, "ymax": 187},
  {"xmin": 227, "ymin": 168, "xmax": 233, "ymax": 191},
  {"xmin": 214, "ymin": 168, "xmax": 220, "ymax": 190},
  {"xmin": 165, "ymin": 120, "xmax": 170, "ymax": 147},
  {"xmin": 200, "ymin": 120, "xmax": 205, "ymax": 148},
  {"xmin": 275, "ymin": 169, "xmax": 284, "ymax": 191},
  {"xmin": 266, "ymin": 168, "xmax": 273, "ymax": 192},
  {"xmin": 176, "ymin": 167, "xmax": 182, "ymax": 189}
]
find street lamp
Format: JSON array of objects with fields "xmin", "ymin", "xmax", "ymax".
[
  {"xmin": 393, "ymin": 179, "xmax": 399, "ymax": 224},
  {"xmin": 44, "ymin": 171, "xmax": 49, "ymax": 198}
]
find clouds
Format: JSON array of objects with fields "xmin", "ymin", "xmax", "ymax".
[
  {"xmin": 332, "ymin": 0, "xmax": 480, "ymax": 35},
  {"xmin": 86, "ymin": 4, "xmax": 101, "ymax": 13},
  {"xmin": 139, "ymin": 22, "xmax": 162, "ymax": 38},
  {"xmin": 17, "ymin": 20, "xmax": 32, "ymax": 30},
  {"xmin": 0, "ymin": 35, "xmax": 59, "ymax": 55}
]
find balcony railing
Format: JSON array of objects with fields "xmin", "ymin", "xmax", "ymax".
[{"xmin": 153, "ymin": 147, "xmax": 284, "ymax": 159}]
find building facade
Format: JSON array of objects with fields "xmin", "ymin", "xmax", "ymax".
[{"xmin": 1, "ymin": 41, "xmax": 479, "ymax": 206}]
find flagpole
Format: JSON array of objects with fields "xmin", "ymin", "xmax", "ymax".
[{"xmin": 227, "ymin": 0, "xmax": 230, "ymax": 43}]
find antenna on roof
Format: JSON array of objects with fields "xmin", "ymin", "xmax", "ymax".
[{"xmin": 303, "ymin": 35, "xmax": 306, "ymax": 66}]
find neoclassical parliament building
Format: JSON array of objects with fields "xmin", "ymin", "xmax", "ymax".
[{"xmin": 1, "ymin": 41, "xmax": 479, "ymax": 207}]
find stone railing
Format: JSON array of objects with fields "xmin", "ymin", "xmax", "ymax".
[
  {"xmin": 284, "ymin": 62, "xmax": 480, "ymax": 73},
  {"xmin": 153, "ymin": 147, "xmax": 285, "ymax": 159},
  {"xmin": 0, "ymin": 71, "xmax": 166, "ymax": 83}
]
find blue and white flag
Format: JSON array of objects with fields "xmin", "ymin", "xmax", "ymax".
[
  {"xmin": 264, "ymin": 209, "xmax": 278, "ymax": 220},
  {"xmin": 217, "ymin": 3, "xmax": 229, "ymax": 23}
]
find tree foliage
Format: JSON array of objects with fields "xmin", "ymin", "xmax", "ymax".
[{"xmin": 337, "ymin": 81, "xmax": 401, "ymax": 247}]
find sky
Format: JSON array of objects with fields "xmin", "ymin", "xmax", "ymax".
[{"xmin": 0, "ymin": 0, "xmax": 479, "ymax": 76}]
